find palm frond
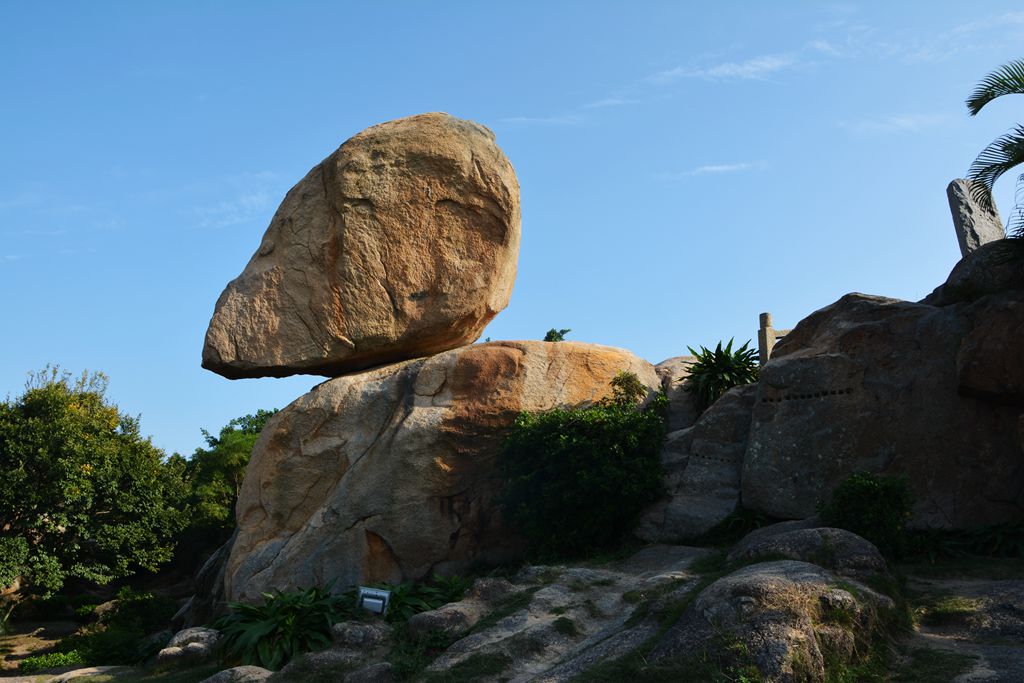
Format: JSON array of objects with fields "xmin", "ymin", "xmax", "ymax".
[
  {"xmin": 966, "ymin": 125, "xmax": 1024, "ymax": 213},
  {"xmin": 967, "ymin": 59, "xmax": 1024, "ymax": 115}
]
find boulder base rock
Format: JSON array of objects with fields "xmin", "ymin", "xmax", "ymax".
[
  {"xmin": 224, "ymin": 341, "xmax": 659, "ymax": 601},
  {"xmin": 742, "ymin": 292, "xmax": 1024, "ymax": 528},
  {"xmin": 203, "ymin": 112, "xmax": 521, "ymax": 379}
]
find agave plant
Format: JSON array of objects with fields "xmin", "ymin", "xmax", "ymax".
[
  {"xmin": 966, "ymin": 59, "xmax": 1024, "ymax": 237},
  {"xmin": 684, "ymin": 338, "xmax": 759, "ymax": 414}
]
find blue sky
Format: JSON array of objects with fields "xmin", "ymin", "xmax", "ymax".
[{"xmin": 3, "ymin": 2, "xmax": 1023, "ymax": 457}]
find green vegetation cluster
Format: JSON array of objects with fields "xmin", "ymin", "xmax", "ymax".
[
  {"xmin": 684, "ymin": 339, "xmax": 760, "ymax": 414},
  {"xmin": 819, "ymin": 471, "xmax": 914, "ymax": 558},
  {"xmin": 216, "ymin": 575, "xmax": 469, "ymax": 670},
  {"xmin": 501, "ymin": 371, "xmax": 667, "ymax": 559},
  {"xmin": 0, "ymin": 368, "xmax": 188, "ymax": 601}
]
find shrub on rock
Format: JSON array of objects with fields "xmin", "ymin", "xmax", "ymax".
[{"xmin": 501, "ymin": 372, "xmax": 668, "ymax": 559}]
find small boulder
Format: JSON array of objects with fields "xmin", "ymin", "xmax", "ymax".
[
  {"xmin": 158, "ymin": 626, "xmax": 221, "ymax": 664},
  {"xmin": 331, "ymin": 620, "xmax": 391, "ymax": 649},
  {"xmin": 728, "ymin": 524, "xmax": 889, "ymax": 579},
  {"xmin": 650, "ymin": 561, "xmax": 895, "ymax": 682},
  {"xmin": 199, "ymin": 665, "xmax": 273, "ymax": 683}
]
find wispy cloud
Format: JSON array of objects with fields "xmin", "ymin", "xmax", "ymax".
[
  {"xmin": 806, "ymin": 39, "xmax": 841, "ymax": 56},
  {"xmin": 2, "ymin": 254, "xmax": 26, "ymax": 262},
  {"xmin": 497, "ymin": 115, "xmax": 581, "ymax": 126},
  {"xmin": 690, "ymin": 162, "xmax": 760, "ymax": 175},
  {"xmin": 650, "ymin": 53, "xmax": 798, "ymax": 84},
  {"xmin": 840, "ymin": 113, "xmax": 950, "ymax": 134},
  {"xmin": 658, "ymin": 162, "xmax": 767, "ymax": 180},
  {"xmin": 583, "ymin": 97, "xmax": 639, "ymax": 110},
  {"xmin": 193, "ymin": 171, "xmax": 280, "ymax": 229}
]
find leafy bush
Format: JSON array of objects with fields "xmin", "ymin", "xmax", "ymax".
[
  {"xmin": 684, "ymin": 339, "xmax": 759, "ymax": 414},
  {"xmin": 543, "ymin": 328, "xmax": 571, "ymax": 342},
  {"xmin": 58, "ymin": 587, "xmax": 178, "ymax": 665},
  {"xmin": 501, "ymin": 372, "xmax": 667, "ymax": 559},
  {"xmin": 216, "ymin": 585, "xmax": 352, "ymax": 670},
  {"xmin": 19, "ymin": 650, "xmax": 86, "ymax": 673},
  {"xmin": 819, "ymin": 472, "xmax": 914, "ymax": 557},
  {"xmin": 375, "ymin": 574, "xmax": 470, "ymax": 623}
]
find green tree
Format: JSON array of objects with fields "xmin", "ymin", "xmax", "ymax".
[
  {"xmin": 543, "ymin": 328, "xmax": 571, "ymax": 342},
  {"xmin": 0, "ymin": 367, "xmax": 187, "ymax": 599},
  {"xmin": 183, "ymin": 409, "xmax": 277, "ymax": 538},
  {"xmin": 967, "ymin": 59, "xmax": 1024, "ymax": 236}
]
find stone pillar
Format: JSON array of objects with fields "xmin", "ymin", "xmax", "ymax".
[
  {"xmin": 758, "ymin": 312, "xmax": 791, "ymax": 365},
  {"xmin": 947, "ymin": 179, "xmax": 1005, "ymax": 257}
]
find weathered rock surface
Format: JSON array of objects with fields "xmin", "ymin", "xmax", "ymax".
[
  {"xmin": 636, "ymin": 384, "xmax": 756, "ymax": 541},
  {"xmin": 947, "ymin": 179, "xmax": 1005, "ymax": 257},
  {"xmin": 224, "ymin": 341, "xmax": 659, "ymax": 601},
  {"xmin": 200, "ymin": 666, "xmax": 273, "ymax": 683},
  {"xmin": 728, "ymin": 523, "xmax": 889, "ymax": 580},
  {"xmin": 157, "ymin": 627, "xmax": 221, "ymax": 665},
  {"xmin": 203, "ymin": 112, "xmax": 521, "ymax": 379},
  {"xmin": 654, "ymin": 355, "xmax": 698, "ymax": 431},
  {"xmin": 649, "ymin": 560, "xmax": 895, "ymax": 682},
  {"xmin": 424, "ymin": 545, "xmax": 711, "ymax": 682},
  {"xmin": 742, "ymin": 292, "xmax": 1024, "ymax": 528},
  {"xmin": 923, "ymin": 239, "xmax": 1024, "ymax": 306},
  {"xmin": 407, "ymin": 578, "xmax": 522, "ymax": 642}
]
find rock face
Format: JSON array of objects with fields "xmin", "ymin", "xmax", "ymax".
[
  {"xmin": 636, "ymin": 385, "xmax": 756, "ymax": 541},
  {"xmin": 728, "ymin": 523, "xmax": 889, "ymax": 580},
  {"xmin": 223, "ymin": 341, "xmax": 659, "ymax": 601},
  {"xmin": 203, "ymin": 112, "xmax": 521, "ymax": 379},
  {"xmin": 946, "ymin": 178, "xmax": 1005, "ymax": 257},
  {"xmin": 742, "ymin": 292, "xmax": 1024, "ymax": 528},
  {"xmin": 654, "ymin": 355, "xmax": 699, "ymax": 432},
  {"xmin": 650, "ymin": 560, "xmax": 895, "ymax": 682}
]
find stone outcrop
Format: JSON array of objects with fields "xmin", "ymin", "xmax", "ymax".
[
  {"xmin": 946, "ymin": 178, "xmax": 1005, "ymax": 257},
  {"xmin": 636, "ymin": 385, "xmax": 756, "ymax": 541},
  {"xmin": 649, "ymin": 560, "xmax": 896, "ymax": 682},
  {"xmin": 223, "ymin": 341, "xmax": 659, "ymax": 601},
  {"xmin": 203, "ymin": 112, "xmax": 521, "ymax": 379},
  {"xmin": 654, "ymin": 355, "xmax": 698, "ymax": 432},
  {"xmin": 742, "ymin": 291, "xmax": 1024, "ymax": 528},
  {"xmin": 728, "ymin": 523, "xmax": 889, "ymax": 580}
]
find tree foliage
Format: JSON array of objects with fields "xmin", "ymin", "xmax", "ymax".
[
  {"xmin": 543, "ymin": 328, "xmax": 571, "ymax": 342},
  {"xmin": 0, "ymin": 367, "xmax": 187, "ymax": 597},
  {"xmin": 966, "ymin": 58, "xmax": 1024, "ymax": 237},
  {"xmin": 181, "ymin": 409, "xmax": 277, "ymax": 540}
]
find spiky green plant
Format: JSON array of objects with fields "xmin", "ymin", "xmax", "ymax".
[
  {"xmin": 215, "ymin": 586, "xmax": 350, "ymax": 670},
  {"xmin": 966, "ymin": 59, "xmax": 1024, "ymax": 238},
  {"xmin": 684, "ymin": 339, "xmax": 759, "ymax": 414}
]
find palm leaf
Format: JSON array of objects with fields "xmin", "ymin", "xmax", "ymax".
[
  {"xmin": 967, "ymin": 59, "xmax": 1024, "ymax": 115},
  {"xmin": 966, "ymin": 125, "xmax": 1024, "ymax": 217}
]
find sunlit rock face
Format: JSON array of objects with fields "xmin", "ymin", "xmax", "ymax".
[
  {"xmin": 223, "ymin": 341, "xmax": 661, "ymax": 602},
  {"xmin": 202, "ymin": 112, "xmax": 521, "ymax": 379}
]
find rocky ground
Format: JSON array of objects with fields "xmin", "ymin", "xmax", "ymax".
[{"xmin": 6, "ymin": 542, "xmax": 1023, "ymax": 682}]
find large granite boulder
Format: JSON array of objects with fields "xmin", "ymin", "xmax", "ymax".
[
  {"xmin": 742, "ymin": 291, "xmax": 1024, "ymax": 528},
  {"xmin": 203, "ymin": 112, "xmax": 521, "ymax": 379},
  {"xmin": 223, "ymin": 341, "xmax": 659, "ymax": 601}
]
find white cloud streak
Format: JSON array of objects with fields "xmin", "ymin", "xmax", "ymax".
[{"xmin": 651, "ymin": 53, "xmax": 797, "ymax": 83}]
